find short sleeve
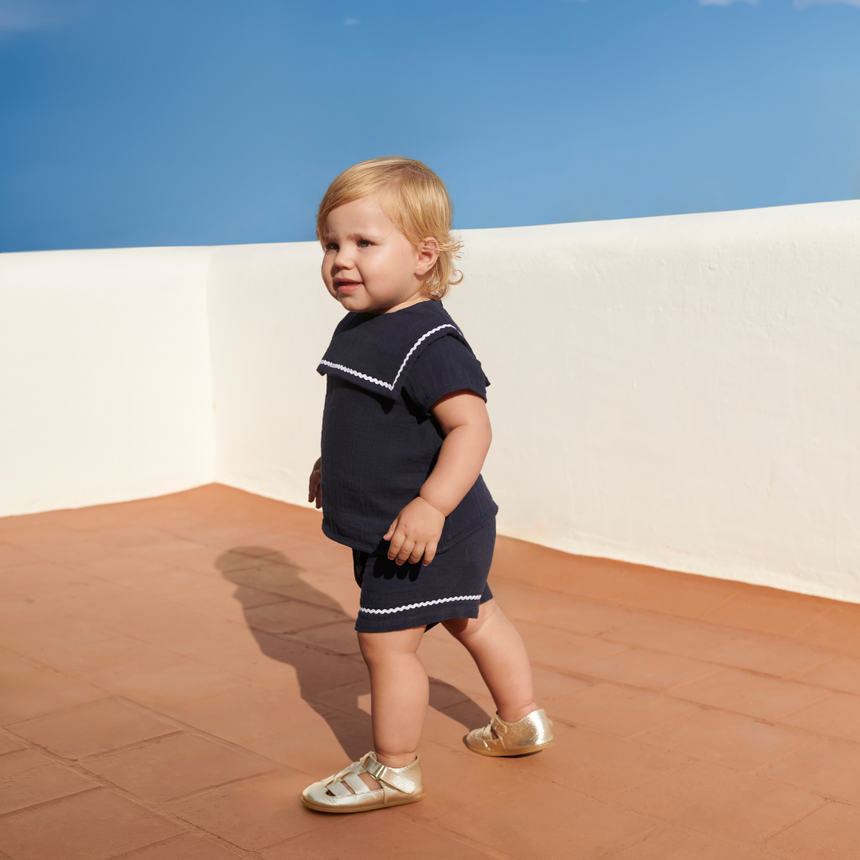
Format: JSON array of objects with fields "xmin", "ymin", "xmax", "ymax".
[{"xmin": 402, "ymin": 335, "xmax": 489, "ymax": 414}]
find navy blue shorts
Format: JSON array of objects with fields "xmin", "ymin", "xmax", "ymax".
[{"xmin": 352, "ymin": 518, "xmax": 495, "ymax": 633}]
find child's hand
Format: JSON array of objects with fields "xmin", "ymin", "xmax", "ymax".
[
  {"xmin": 308, "ymin": 457, "xmax": 322, "ymax": 509},
  {"xmin": 384, "ymin": 497, "xmax": 446, "ymax": 566}
]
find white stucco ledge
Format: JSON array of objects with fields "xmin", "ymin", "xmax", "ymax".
[{"xmin": 2, "ymin": 200, "xmax": 859, "ymax": 603}]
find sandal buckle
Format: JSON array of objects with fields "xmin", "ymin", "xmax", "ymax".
[
  {"xmin": 361, "ymin": 753, "xmax": 416, "ymax": 794},
  {"xmin": 363, "ymin": 756, "xmax": 385, "ymax": 781}
]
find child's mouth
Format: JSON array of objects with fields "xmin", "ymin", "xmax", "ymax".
[{"xmin": 335, "ymin": 281, "xmax": 361, "ymax": 293}]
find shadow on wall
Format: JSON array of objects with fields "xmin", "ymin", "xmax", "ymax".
[{"xmin": 215, "ymin": 546, "xmax": 491, "ymax": 761}]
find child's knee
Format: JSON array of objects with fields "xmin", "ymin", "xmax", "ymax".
[
  {"xmin": 357, "ymin": 627, "xmax": 424, "ymax": 662},
  {"xmin": 443, "ymin": 599, "xmax": 498, "ymax": 642}
]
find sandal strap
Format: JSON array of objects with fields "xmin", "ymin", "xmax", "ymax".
[
  {"xmin": 323, "ymin": 761, "xmax": 372, "ymax": 797},
  {"xmin": 341, "ymin": 771, "xmax": 369, "ymax": 794},
  {"xmin": 361, "ymin": 753, "xmax": 417, "ymax": 794},
  {"xmin": 479, "ymin": 713, "xmax": 508, "ymax": 747},
  {"xmin": 323, "ymin": 778, "xmax": 353, "ymax": 797}
]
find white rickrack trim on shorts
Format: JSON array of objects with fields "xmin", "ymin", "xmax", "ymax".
[
  {"xmin": 320, "ymin": 323, "xmax": 460, "ymax": 391},
  {"xmin": 359, "ymin": 594, "xmax": 483, "ymax": 615}
]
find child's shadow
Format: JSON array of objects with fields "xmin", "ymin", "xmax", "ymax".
[{"xmin": 216, "ymin": 546, "xmax": 491, "ymax": 760}]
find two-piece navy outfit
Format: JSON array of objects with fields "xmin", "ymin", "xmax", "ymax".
[{"xmin": 317, "ymin": 300, "xmax": 498, "ymax": 633}]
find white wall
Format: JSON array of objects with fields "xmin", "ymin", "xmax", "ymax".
[
  {"xmin": 456, "ymin": 202, "xmax": 860, "ymax": 601},
  {"xmin": 0, "ymin": 247, "xmax": 215, "ymax": 516},
  {"xmin": 208, "ymin": 201, "xmax": 860, "ymax": 602},
  {"xmin": 3, "ymin": 201, "xmax": 859, "ymax": 602}
]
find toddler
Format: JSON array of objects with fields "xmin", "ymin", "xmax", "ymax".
[{"xmin": 302, "ymin": 156, "xmax": 552, "ymax": 813}]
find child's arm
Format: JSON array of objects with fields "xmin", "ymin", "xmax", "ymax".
[
  {"xmin": 384, "ymin": 390, "xmax": 492, "ymax": 566},
  {"xmin": 308, "ymin": 457, "xmax": 322, "ymax": 509}
]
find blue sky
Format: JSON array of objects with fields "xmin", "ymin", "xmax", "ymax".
[{"xmin": 1, "ymin": 0, "xmax": 858, "ymax": 252}]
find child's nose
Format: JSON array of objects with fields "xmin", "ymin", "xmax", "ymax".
[{"xmin": 334, "ymin": 247, "xmax": 353, "ymax": 268}]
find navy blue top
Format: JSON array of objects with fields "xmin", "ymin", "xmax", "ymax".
[{"xmin": 317, "ymin": 300, "xmax": 498, "ymax": 555}]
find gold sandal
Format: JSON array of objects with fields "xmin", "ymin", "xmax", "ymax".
[
  {"xmin": 466, "ymin": 708, "xmax": 554, "ymax": 756},
  {"xmin": 301, "ymin": 752, "xmax": 424, "ymax": 813}
]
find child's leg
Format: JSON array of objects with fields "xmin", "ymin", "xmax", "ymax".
[
  {"xmin": 443, "ymin": 599, "xmax": 537, "ymax": 722},
  {"xmin": 357, "ymin": 625, "xmax": 428, "ymax": 785}
]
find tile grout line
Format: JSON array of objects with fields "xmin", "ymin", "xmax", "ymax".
[
  {"xmin": 100, "ymin": 696, "xmax": 327, "ymax": 775},
  {"xmin": 425, "ymin": 775, "xmax": 670, "ymax": 856},
  {"xmin": 739, "ymin": 765, "xmax": 858, "ymax": 810},
  {"xmin": 101, "ymin": 831, "xmax": 256, "ymax": 860},
  {"xmin": 688, "ymin": 589, "xmax": 743, "ymax": 620},
  {"xmin": 770, "ymin": 690, "xmax": 835, "ymax": 720},
  {"xmin": 157, "ymin": 769, "xmax": 280, "ymax": 805},
  {"xmin": 3, "ymin": 694, "xmax": 317, "ymax": 793},
  {"xmin": 616, "ymin": 706, "xmax": 708, "ymax": 743},
  {"xmin": 590, "ymin": 824, "xmax": 664, "ymax": 860},
  {"xmin": 783, "ymin": 655, "xmax": 840, "ymax": 682},
  {"xmin": 0, "ymin": 785, "xmax": 104, "ymax": 820},
  {"xmin": 0, "ymin": 722, "xmax": 284, "ymax": 857},
  {"xmin": 549, "ymin": 690, "xmax": 860, "ymax": 756},
  {"xmin": 267, "ymin": 807, "xmax": 516, "ymax": 860},
  {"xmin": 1, "ymin": 609, "xmax": 363, "ymax": 699},
  {"xmin": 753, "ymin": 797, "xmax": 831, "ymax": 847},
  {"xmin": 14, "ymin": 729, "xmax": 187, "ymax": 764},
  {"xmin": 504, "ymin": 604, "xmax": 852, "ymax": 682},
  {"xmin": 597, "ymin": 634, "xmax": 842, "ymax": 679},
  {"xmin": 748, "ymin": 736, "xmax": 832, "ymax": 781},
  {"xmin": 530, "ymin": 659, "xmax": 832, "ymax": 710},
  {"xmin": 494, "ymin": 572, "xmax": 856, "ymax": 654},
  {"xmin": 787, "ymin": 605, "xmax": 835, "ymax": 640}
]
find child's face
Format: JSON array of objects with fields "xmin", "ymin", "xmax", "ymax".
[{"xmin": 321, "ymin": 194, "xmax": 436, "ymax": 315}]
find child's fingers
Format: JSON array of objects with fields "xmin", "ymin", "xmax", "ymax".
[
  {"xmin": 392, "ymin": 536, "xmax": 416, "ymax": 565},
  {"xmin": 308, "ymin": 464, "xmax": 322, "ymax": 505},
  {"xmin": 386, "ymin": 525, "xmax": 406, "ymax": 560},
  {"xmin": 422, "ymin": 542, "xmax": 437, "ymax": 566},
  {"xmin": 395, "ymin": 541, "xmax": 415, "ymax": 565}
]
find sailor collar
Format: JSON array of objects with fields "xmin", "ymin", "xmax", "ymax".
[{"xmin": 317, "ymin": 301, "xmax": 468, "ymax": 400}]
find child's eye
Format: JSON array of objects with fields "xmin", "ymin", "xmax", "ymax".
[
  {"xmin": 357, "ymin": 239, "xmax": 371, "ymax": 248},
  {"xmin": 325, "ymin": 242, "xmax": 338, "ymax": 251}
]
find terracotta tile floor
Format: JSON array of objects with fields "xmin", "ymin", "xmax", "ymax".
[{"xmin": 1, "ymin": 484, "xmax": 858, "ymax": 859}]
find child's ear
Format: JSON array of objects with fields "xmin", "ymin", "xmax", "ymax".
[{"xmin": 415, "ymin": 238, "xmax": 440, "ymax": 275}]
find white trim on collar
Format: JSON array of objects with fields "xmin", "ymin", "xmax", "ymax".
[{"xmin": 320, "ymin": 323, "xmax": 459, "ymax": 391}]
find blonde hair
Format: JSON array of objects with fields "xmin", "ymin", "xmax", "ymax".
[{"xmin": 316, "ymin": 156, "xmax": 463, "ymax": 299}]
